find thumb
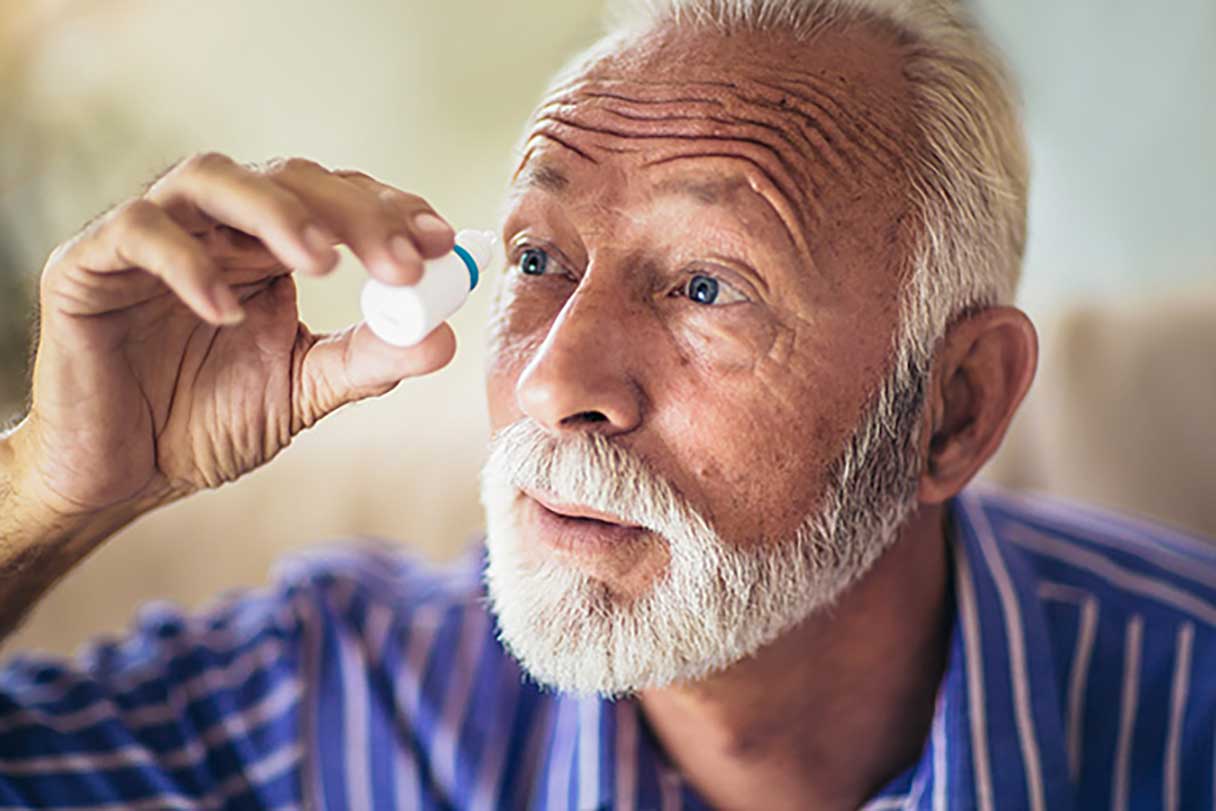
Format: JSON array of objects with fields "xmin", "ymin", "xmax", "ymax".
[{"xmin": 294, "ymin": 321, "xmax": 457, "ymax": 430}]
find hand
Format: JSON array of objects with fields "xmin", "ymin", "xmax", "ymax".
[{"xmin": 13, "ymin": 153, "xmax": 459, "ymax": 521}]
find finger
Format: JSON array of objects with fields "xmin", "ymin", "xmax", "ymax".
[
  {"xmin": 55, "ymin": 199, "xmax": 244, "ymax": 325},
  {"xmin": 146, "ymin": 152, "xmax": 339, "ymax": 277},
  {"xmin": 268, "ymin": 161, "xmax": 453, "ymax": 285},
  {"xmin": 337, "ymin": 171, "xmax": 456, "ymax": 259},
  {"xmin": 294, "ymin": 321, "xmax": 457, "ymax": 430}
]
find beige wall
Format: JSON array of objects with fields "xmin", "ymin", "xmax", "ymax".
[{"xmin": 2, "ymin": 0, "xmax": 603, "ymax": 654}]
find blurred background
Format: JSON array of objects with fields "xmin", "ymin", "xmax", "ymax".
[{"xmin": 1, "ymin": 0, "xmax": 1213, "ymax": 655}]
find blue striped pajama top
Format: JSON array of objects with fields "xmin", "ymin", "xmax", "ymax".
[{"xmin": 1, "ymin": 484, "xmax": 1214, "ymax": 809}]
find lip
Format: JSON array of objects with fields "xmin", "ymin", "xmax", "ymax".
[
  {"xmin": 519, "ymin": 488, "xmax": 648, "ymax": 559},
  {"xmin": 522, "ymin": 488, "xmax": 641, "ymax": 528}
]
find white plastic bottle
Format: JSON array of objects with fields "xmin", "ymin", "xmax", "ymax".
[{"xmin": 360, "ymin": 229, "xmax": 495, "ymax": 347}]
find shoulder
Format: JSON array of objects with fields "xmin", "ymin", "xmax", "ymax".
[
  {"xmin": 961, "ymin": 483, "xmax": 1216, "ymax": 688},
  {"xmin": 957, "ymin": 486, "xmax": 1216, "ymax": 801},
  {"xmin": 958, "ymin": 485, "xmax": 1216, "ymax": 625}
]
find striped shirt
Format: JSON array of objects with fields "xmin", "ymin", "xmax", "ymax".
[{"xmin": 1, "ymin": 484, "xmax": 1214, "ymax": 810}]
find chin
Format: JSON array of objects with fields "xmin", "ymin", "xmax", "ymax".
[
  {"xmin": 476, "ymin": 415, "xmax": 921, "ymax": 696},
  {"xmin": 481, "ymin": 475, "xmax": 793, "ymax": 696}
]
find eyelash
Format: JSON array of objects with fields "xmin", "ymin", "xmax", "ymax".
[{"xmin": 510, "ymin": 245, "xmax": 747, "ymax": 307}]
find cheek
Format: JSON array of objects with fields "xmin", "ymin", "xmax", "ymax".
[
  {"xmin": 692, "ymin": 320, "xmax": 886, "ymax": 544},
  {"xmin": 647, "ymin": 395, "xmax": 831, "ymax": 551},
  {"xmin": 646, "ymin": 341, "xmax": 840, "ymax": 550},
  {"xmin": 667, "ymin": 306, "xmax": 779, "ymax": 374}
]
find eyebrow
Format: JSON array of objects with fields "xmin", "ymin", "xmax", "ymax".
[
  {"xmin": 515, "ymin": 163, "xmax": 569, "ymax": 194},
  {"xmin": 653, "ymin": 175, "xmax": 750, "ymax": 206},
  {"xmin": 517, "ymin": 162, "xmax": 748, "ymax": 210}
]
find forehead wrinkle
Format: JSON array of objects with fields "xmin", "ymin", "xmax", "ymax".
[
  {"xmin": 530, "ymin": 75, "xmax": 912, "ymax": 226},
  {"xmin": 535, "ymin": 108, "xmax": 817, "ymax": 222},
  {"xmin": 580, "ymin": 93, "xmax": 852, "ymax": 186},
  {"xmin": 535, "ymin": 84, "xmax": 818, "ymax": 186},
  {"xmin": 513, "ymin": 133, "xmax": 600, "ymax": 187},
  {"xmin": 759, "ymin": 75, "xmax": 906, "ymax": 173},
  {"xmin": 530, "ymin": 101, "xmax": 819, "ymax": 225},
  {"xmin": 565, "ymin": 76, "xmax": 906, "ymax": 182},
  {"xmin": 513, "ymin": 58, "xmax": 915, "ymax": 277},
  {"xmin": 534, "ymin": 91, "xmax": 801, "ymax": 174}
]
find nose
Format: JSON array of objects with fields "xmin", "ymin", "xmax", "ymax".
[{"xmin": 515, "ymin": 286, "xmax": 645, "ymax": 437}]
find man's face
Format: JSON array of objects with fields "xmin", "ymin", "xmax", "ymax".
[{"xmin": 481, "ymin": 22, "xmax": 922, "ymax": 693}]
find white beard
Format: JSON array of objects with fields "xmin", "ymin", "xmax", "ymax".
[{"xmin": 480, "ymin": 364, "xmax": 926, "ymax": 697}]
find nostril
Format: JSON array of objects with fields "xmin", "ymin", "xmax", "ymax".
[{"xmin": 561, "ymin": 411, "xmax": 609, "ymax": 427}]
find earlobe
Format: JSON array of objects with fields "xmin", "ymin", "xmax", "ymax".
[{"xmin": 918, "ymin": 307, "xmax": 1038, "ymax": 504}]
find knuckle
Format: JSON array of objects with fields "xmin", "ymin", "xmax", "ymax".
[
  {"xmin": 333, "ymin": 168, "xmax": 376, "ymax": 184},
  {"xmin": 264, "ymin": 191, "xmax": 313, "ymax": 232},
  {"xmin": 264, "ymin": 156, "xmax": 324, "ymax": 179},
  {"xmin": 393, "ymin": 191, "xmax": 429, "ymax": 211},
  {"xmin": 367, "ymin": 187, "xmax": 427, "ymax": 226},
  {"xmin": 40, "ymin": 202, "xmax": 119, "ymax": 281},
  {"xmin": 376, "ymin": 188, "xmax": 418, "ymax": 213},
  {"xmin": 180, "ymin": 150, "xmax": 236, "ymax": 178},
  {"xmin": 109, "ymin": 198, "xmax": 162, "ymax": 235},
  {"xmin": 374, "ymin": 188, "xmax": 406, "ymax": 212}
]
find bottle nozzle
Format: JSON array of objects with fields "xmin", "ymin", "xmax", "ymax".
[{"xmin": 454, "ymin": 229, "xmax": 497, "ymax": 291}]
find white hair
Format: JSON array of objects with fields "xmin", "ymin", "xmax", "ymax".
[
  {"xmin": 603, "ymin": 0, "xmax": 1030, "ymax": 388},
  {"xmin": 484, "ymin": 1, "xmax": 1030, "ymax": 694},
  {"xmin": 481, "ymin": 352, "xmax": 924, "ymax": 695}
]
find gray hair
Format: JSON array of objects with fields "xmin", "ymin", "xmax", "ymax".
[{"xmin": 605, "ymin": 0, "xmax": 1030, "ymax": 391}]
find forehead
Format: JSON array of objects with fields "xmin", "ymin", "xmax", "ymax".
[{"xmin": 510, "ymin": 21, "xmax": 916, "ymax": 240}]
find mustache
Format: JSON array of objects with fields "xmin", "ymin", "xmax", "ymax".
[{"xmin": 481, "ymin": 420, "xmax": 715, "ymax": 541}]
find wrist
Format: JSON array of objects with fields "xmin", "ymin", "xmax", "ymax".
[
  {"xmin": 0, "ymin": 420, "xmax": 29, "ymax": 512},
  {"xmin": 1, "ymin": 419, "xmax": 61, "ymax": 532},
  {"xmin": 1, "ymin": 418, "xmax": 169, "ymax": 550},
  {"xmin": 1, "ymin": 421, "xmax": 118, "ymax": 546}
]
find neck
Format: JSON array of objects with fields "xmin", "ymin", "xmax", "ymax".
[{"xmin": 638, "ymin": 503, "xmax": 952, "ymax": 811}]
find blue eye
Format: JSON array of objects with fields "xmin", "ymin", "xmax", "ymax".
[
  {"xmin": 686, "ymin": 274, "xmax": 720, "ymax": 305},
  {"xmin": 519, "ymin": 248, "xmax": 549, "ymax": 276}
]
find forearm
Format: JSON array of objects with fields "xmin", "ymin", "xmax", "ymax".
[{"xmin": 0, "ymin": 424, "xmax": 147, "ymax": 642}]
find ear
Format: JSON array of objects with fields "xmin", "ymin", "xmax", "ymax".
[{"xmin": 918, "ymin": 306, "xmax": 1038, "ymax": 504}]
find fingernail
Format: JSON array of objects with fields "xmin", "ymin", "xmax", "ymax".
[
  {"xmin": 389, "ymin": 234, "xmax": 421, "ymax": 270},
  {"xmin": 413, "ymin": 212, "xmax": 454, "ymax": 240},
  {"xmin": 303, "ymin": 224, "xmax": 336, "ymax": 256}
]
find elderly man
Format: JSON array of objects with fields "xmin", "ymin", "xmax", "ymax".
[{"xmin": 1, "ymin": 0, "xmax": 1213, "ymax": 808}]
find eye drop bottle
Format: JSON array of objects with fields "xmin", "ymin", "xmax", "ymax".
[{"xmin": 360, "ymin": 229, "xmax": 495, "ymax": 347}]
